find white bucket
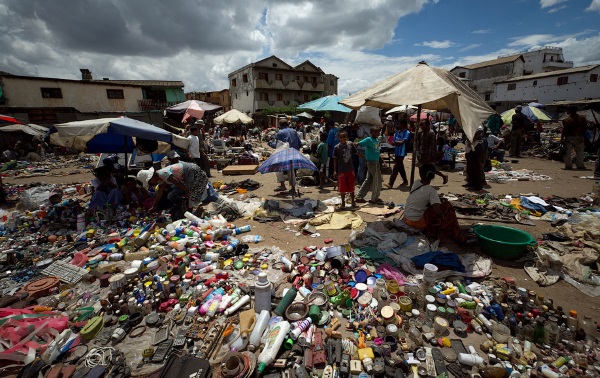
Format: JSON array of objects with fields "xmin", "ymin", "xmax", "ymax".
[{"xmin": 422, "ymin": 263, "xmax": 438, "ymax": 284}]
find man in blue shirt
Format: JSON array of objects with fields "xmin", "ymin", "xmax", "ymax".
[
  {"xmin": 325, "ymin": 120, "xmax": 339, "ymax": 178},
  {"xmin": 387, "ymin": 118, "xmax": 410, "ymax": 188},
  {"xmin": 275, "ymin": 118, "xmax": 301, "ymax": 150},
  {"xmin": 274, "ymin": 118, "xmax": 301, "ymax": 192}
]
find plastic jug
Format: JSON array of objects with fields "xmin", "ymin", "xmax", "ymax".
[{"xmin": 239, "ymin": 308, "xmax": 257, "ymax": 341}]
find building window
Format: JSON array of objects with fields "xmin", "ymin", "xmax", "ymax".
[
  {"xmin": 304, "ymin": 94, "xmax": 309, "ymax": 102},
  {"xmin": 272, "ymin": 63, "xmax": 278, "ymax": 67},
  {"xmin": 260, "ymin": 93, "xmax": 268, "ymax": 101},
  {"xmin": 242, "ymin": 74, "xmax": 248, "ymax": 83},
  {"xmin": 459, "ymin": 72, "xmax": 466, "ymax": 78},
  {"xmin": 275, "ymin": 74, "xmax": 283, "ymax": 81},
  {"xmin": 507, "ymin": 83, "xmax": 516, "ymax": 91},
  {"xmin": 557, "ymin": 76, "xmax": 568, "ymax": 85},
  {"xmin": 533, "ymin": 80, "xmax": 537, "ymax": 86},
  {"xmin": 303, "ymin": 76, "xmax": 308, "ymax": 82},
  {"xmin": 246, "ymin": 91, "xmax": 249, "ymax": 96},
  {"xmin": 295, "ymin": 76, "xmax": 299, "ymax": 81},
  {"xmin": 591, "ymin": 74, "xmax": 598, "ymax": 82},
  {"xmin": 277, "ymin": 93, "xmax": 283, "ymax": 101},
  {"xmin": 231, "ymin": 79, "xmax": 237, "ymax": 87},
  {"xmin": 258, "ymin": 72, "xmax": 268, "ymax": 80},
  {"xmin": 484, "ymin": 94, "xmax": 490, "ymax": 101},
  {"xmin": 106, "ymin": 89, "xmax": 124, "ymax": 99},
  {"xmin": 41, "ymin": 88, "xmax": 62, "ymax": 98},
  {"xmin": 330, "ymin": 79, "xmax": 334, "ymax": 86}
]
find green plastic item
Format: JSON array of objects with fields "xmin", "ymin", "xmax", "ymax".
[
  {"xmin": 473, "ymin": 225, "xmax": 537, "ymax": 260},
  {"xmin": 274, "ymin": 287, "xmax": 297, "ymax": 316}
]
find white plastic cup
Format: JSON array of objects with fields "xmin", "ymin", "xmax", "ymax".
[{"xmin": 422, "ymin": 263, "xmax": 438, "ymax": 284}]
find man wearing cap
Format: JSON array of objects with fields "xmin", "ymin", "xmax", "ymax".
[
  {"xmin": 561, "ymin": 106, "xmax": 587, "ymax": 170},
  {"xmin": 510, "ymin": 105, "xmax": 531, "ymax": 158}
]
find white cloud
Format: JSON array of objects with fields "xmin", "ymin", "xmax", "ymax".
[
  {"xmin": 539, "ymin": 0, "xmax": 568, "ymax": 8},
  {"xmin": 586, "ymin": 0, "xmax": 600, "ymax": 12},
  {"xmin": 415, "ymin": 40, "xmax": 455, "ymax": 48},
  {"xmin": 472, "ymin": 29, "xmax": 491, "ymax": 34},
  {"xmin": 459, "ymin": 44, "xmax": 482, "ymax": 52},
  {"xmin": 547, "ymin": 5, "xmax": 567, "ymax": 13},
  {"xmin": 548, "ymin": 33, "xmax": 600, "ymax": 65},
  {"xmin": 508, "ymin": 30, "xmax": 596, "ymax": 49}
]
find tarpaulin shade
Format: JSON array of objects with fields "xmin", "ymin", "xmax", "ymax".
[
  {"xmin": 213, "ymin": 109, "xmax": 253, "ymax": 125},
  {"xmin": 340, "ymin": 62, "xmax": 494, "ymax": 142},
  {"xmin": 298, "ymin": 95, "xmax": 352, "ymax": 113}
]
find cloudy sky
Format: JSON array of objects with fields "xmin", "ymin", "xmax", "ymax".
[{"xmin": 1, "ymin": 0, "xmax": 600, "ymax": 97}]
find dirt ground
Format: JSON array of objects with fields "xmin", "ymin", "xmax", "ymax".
[{"xmin": 4, "ymin": 152, "xmax": 600, "ymax": 318}]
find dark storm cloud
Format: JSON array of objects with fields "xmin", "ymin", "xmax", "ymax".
[{"xmin": 2, "ymin": 0, "xmax": 264, "ymax": 57}]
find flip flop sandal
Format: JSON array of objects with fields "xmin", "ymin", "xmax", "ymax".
[
  {"xmin": 60, "ymin": 365, "xmax": 76, "ymax": 378},
  {"xmin": 70, "ymin": 366, "xmax": 90, "ymax": 378},
  {"xmin": 16, "ymin": 358, "xmax": 47, "ymax": 378},
  {"xmin": 44, "ymin": 363, "xmax": 64, "ymax": 378}
]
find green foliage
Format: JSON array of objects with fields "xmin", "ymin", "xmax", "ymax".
[
  {"xmin": 259, "ymin": 104, "xmax": 302, "ymax": 116},
  {"xmin": 310, "ymin": 93, "xmax": 321, "ymax": 101}
]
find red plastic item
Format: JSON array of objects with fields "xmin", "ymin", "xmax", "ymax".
[{"xmin": 324, "ymin": 238, "xmax": 333, "ymax": 244}]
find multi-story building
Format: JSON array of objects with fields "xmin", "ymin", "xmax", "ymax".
[
  {"xmin": 494, "ymin": 64, "xmax": 600, "ymax": 105},
  {"xmin": 186, "ymin": 89, "xmax": 231, "ymax": 112},
  {"xmin": 0, "ymin": 69, "xmax": 185, "ymax": 124},
  {"xmin": 228, "ymin": 55, "xmax": 338, "ymax": 114},
  {"xmin": 450, "ymin": 47, "xmax": 574, "ymax": 104}
]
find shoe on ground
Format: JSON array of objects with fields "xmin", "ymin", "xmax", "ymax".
[{"xmin": 355, "ymin": 198, "xmax": 367, "ymax": 204}]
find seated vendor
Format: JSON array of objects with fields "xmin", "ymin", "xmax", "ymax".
[
  {"xmin": 123, "ymin": 177, "xmax": 153, "ymax": 210},
  {"xmin": 89, "ymin": 165, "xmax": 123, "ymax": 209},
  {"xmin": 400, "ymin": 163, "xmax": 467, "ymax": 243}
]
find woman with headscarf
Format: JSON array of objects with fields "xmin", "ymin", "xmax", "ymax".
[{"xmin": 137, "ymin": 161, "xmax": 217, "ymax": 218}]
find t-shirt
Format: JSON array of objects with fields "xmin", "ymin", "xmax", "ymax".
[
  {"xmin": 393, "ymin": 129, "xmax": 411, "ymax": 157},
  {"xmin": 403, "ymin": 181, "xmax": 441, "ymax": 221},
  {"xmin": 358, "ymin": 136, "xmax": 380, "ymax": 161},
  {"xmin": 316, "ymin": 142, "xmax": 328, "ymax": 165},
  {"xmin": 415, "ymin": 129, "xmax": 436, "ymax": 164},
  {"xmin": 333, "ymin": 142, "xmax": 358, "ymax": 173},
  {"xmin": 326, "ymin": 128, "xmax": 339, "ymax": 157},
  {"xmin": 511, "ymin": 112, "xmax": 531, "ymax": 131},
  {"xmin": 157, "ymin": 162, "xmax": 185, "ymax": 183},
  {"xmin": 276, "ymin": 127, "xmax": 301, "ymax": 150},
  {"xmin": 188, "ymin": 135, "xmax": 201, "ymax": 158},
  {"xmin": 562, "ymin": 114, "xmax": 587, "ymax": 138},
  {"xmin": 442, "ymin": 145, "xmax": 457, "ymax": 162}
]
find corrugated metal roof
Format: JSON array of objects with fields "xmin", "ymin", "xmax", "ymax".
[
  {"xmin": 93, "ymin": 80, "xmax": 184, "ymax": 87},
  {"xmin": 497, "ymin": 65, "xmax": 600, "ymax": 83},
  {"xmin": 454, "ymin": 54, "xmax": 523, "ymax": 70}
]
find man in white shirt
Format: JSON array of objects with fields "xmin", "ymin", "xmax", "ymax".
[
  {"xmin": 188, "ymin": 126, "xmax": 201, "ymax": 165},
  {"xmin": 486, "ymin": 130, "xmax": 504, "ymax": 162}
]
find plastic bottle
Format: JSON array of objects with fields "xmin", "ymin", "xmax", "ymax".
[
  {"xmin": 544, "ymin": 316, "xmax": 560, "ymax": 345},
  {"xmin": 257, "ymin": 321, "xmax": 291, "ymax": 374},
  {"xmin": 241, "ymin": 235, "xmax": 263, "ymax": 243},
  {"xmin": 184, "ymin": 211, "xmax": 202, "ymax": 223},
  {"xmin": 533, "ymin": 318, "xmax": 546, "ymax": 344},
  {"xmin": 290, "ymin": 318, "xmax": 312, "ymax": 340},
  {"xmin": 234, "ymin": 225, "xmax": 251, "ymax": 235},
  {"xmin": 77, "ymin": 214, "xmax": 86, "ymax": 232},
  {"xmin": 254, "ymin": 273, "xmax": 272, "ymax": 314},
  {"xmin": 539, "ymin": 365, "xmax": 559, "ymax": 378},
  {"xmin": 248, "ymin": 310, "xmax": 271, "ymax": 352},
  {"xmin": 523, "ymin": 319, "xmax": 535, "ymax": 341},
  {"xmin": 226, "ymin": 237, "xmax": 239, "ymax": 253},
  {"xmin": 225, "ymin": 294, "xmax": 250, "ymax": 316}
]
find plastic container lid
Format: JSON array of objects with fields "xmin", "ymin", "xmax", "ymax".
[
  {"xmin": 355, "ymin": 283, "xmax": 368, "ymax": 292},
  {"xmin": 354, "ymin": 269, "xmax": 368, "ymax": 283},
  {"xmin": 381, "ymin": 306, "xmax": 394, "ymax": 319},
  {"xmin": 569, "ymin": 310, "xmax": 577, "ymax": 317}
]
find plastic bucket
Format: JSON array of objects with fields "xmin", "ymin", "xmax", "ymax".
[
  {"xmin": 473, "ymin": 225, "xmax": 537, "ymax": 260},
  {"xmin": 422, "ymin": 263, "xmax": 438, "ymax": 284}
]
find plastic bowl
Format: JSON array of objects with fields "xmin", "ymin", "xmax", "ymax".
[{"xmin": 473, "ymin": 225, "xmax": 536, "ymax": 260}]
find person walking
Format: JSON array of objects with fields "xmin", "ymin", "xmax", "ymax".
[
  {"xmin": 274, "ymin": 117, "xmax": 301, "ymax": 192},
  {"xmin": 487, "ymin": 105, "xmax": 503, "ymax": 135},
  {"xmin": 510, "ymin": 105, "xmax": 531, "ymax": 158},
  {"xmin": 188, "ymin": 126, "xmax": 202, "ymax": 166},
  {"xmin": 333, "ymin": 130, "xmax": 359, "ymax": 210},
  {"xmin": 316, "ymin": 132, "xmax": 329, "ymax": 189},
  {"xmin": 326, "ymin": 120, "xmax": 339, "ymax": 179},
  {"xmin": 561, "ymin": 106, "xmax": 587, "ymax": 170},
  {"xmin": 414, "ymin": 119, "xmax": 448, "ymax": 184},
  {"xmin": 355, "ymin": 126, "xmax": 383, "ymax": 204},
  {"xmin": 387, "ymin": 118, "xmax": 410, "ymax": 188}
]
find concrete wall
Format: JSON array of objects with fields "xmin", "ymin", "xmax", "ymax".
[
  {"xmin": 1, "ymin": 76, "xmax": 143, "ymax": 112},
  {"xmin": 494, "ymin": 67, "xmax": 600, "ymax": 104}
]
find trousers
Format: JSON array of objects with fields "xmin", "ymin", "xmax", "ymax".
[
  {"xmin": 389, "ymin": 155, "xmax": 407, "ymax": 186},
  {"xmin": 563, "ymin": 136, "xmax": 585, "ymax": 169},
  {"xmin": 357, "ymin": 160, "xmax": 381, "ymax": 201}
]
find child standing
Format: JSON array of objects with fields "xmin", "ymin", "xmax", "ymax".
[
  {"xmin": 333, "ymin": 130, "xmax": 359, "ymax": 210},
  {"xmin": 440, "ymin": 140, "xmax": 458, "ymax": 171},
  {"xmin": 316, "ymin": 132, "xmax": 329, "ymax": 189},
  {"xmin": 355, "ymin": 127, "xmax": 383, "ymax": 204}
]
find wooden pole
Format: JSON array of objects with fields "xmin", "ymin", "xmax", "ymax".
[{"xmin": 409, "ymin": 105, "xmax": 422, "ymax": 186}]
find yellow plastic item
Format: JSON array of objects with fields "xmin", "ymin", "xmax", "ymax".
[{"xmin": 357, "ymin": 347, "xmax": 374, "ymax": 360}]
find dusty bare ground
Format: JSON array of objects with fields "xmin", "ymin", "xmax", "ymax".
[{"xmin": 4, "ymin": 153, "xmax": 600, "ymax": 317}]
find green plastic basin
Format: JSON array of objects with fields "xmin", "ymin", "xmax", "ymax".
[{"xmin": 473, "ymin": 225, "xmax": 537, "ymax": 260}]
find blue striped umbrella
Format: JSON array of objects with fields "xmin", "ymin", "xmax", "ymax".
[{"xmin": 258, "ymin": 147, "xmax": 318, "ymax": 173}]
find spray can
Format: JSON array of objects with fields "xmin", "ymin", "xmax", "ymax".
[
  {"xmin": 254, "ymin": 273, "xmax": 272, "ymax": 314},
  {"xmin": 290, "ymin": 318, "xmax": 312, "ymax": 340},
  {"xmin": 274, "ymin": 287, "xmax": 298, "ymax": 316},
  {"xmin": 234, "ymin": 225, "xmax": 251, "ymax": 235},
  {"xmin": 225, "ymin": 294, "xmax": 251, "ymax": 316},
  {"xmin": 135, "ymin": 231, "xmax": 151, "ymax": 247}
]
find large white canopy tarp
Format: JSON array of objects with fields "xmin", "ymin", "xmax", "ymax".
[
  {"xmin": 340, "ymin": 62, "xmax": 494, "ymax": 142},
  {"xmin": 213, "ymin": 109, "xmax": 253, "ymax": 125}
]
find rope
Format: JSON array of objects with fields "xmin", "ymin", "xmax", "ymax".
[{"xmin": 85, "ymin": 347, "xmax": 115, "ymax": 368}]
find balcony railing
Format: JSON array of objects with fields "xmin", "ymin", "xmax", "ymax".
[{"xmin": 138, "ymin": 99, "xmax": 178, "ymax": 111}]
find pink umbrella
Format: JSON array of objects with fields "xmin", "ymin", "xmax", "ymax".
[{"xmin": 182, "ymin": 101, "xmax": 205, "ymax": 123}]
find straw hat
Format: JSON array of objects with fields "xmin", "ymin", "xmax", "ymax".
[{"xmin": 137, "ymin": 167, "xmax": 155, "ymax": 189}]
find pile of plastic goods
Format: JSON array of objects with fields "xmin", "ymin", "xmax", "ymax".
[{"xmin": 1, "ymin": 207, "xmax": 599, "ymax": 377}]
